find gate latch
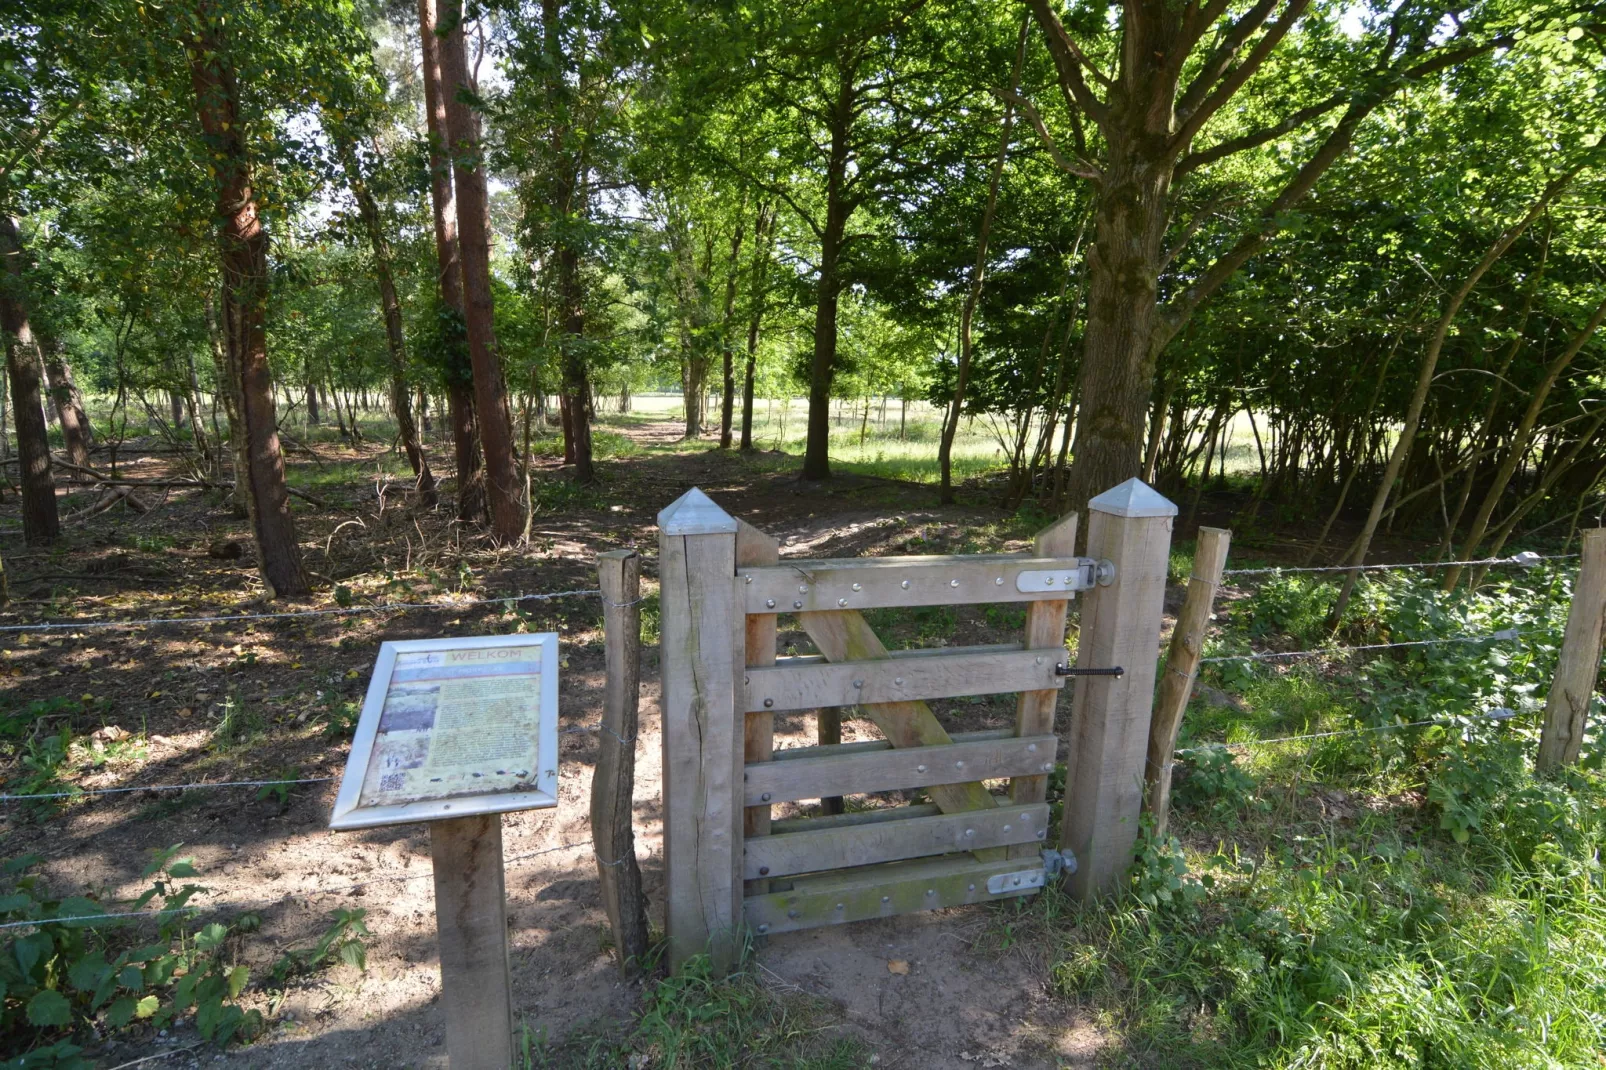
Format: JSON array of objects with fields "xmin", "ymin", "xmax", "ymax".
[{"xmin": 1055, "ymin": 664, "xmax": 1124, "ymax": 678}]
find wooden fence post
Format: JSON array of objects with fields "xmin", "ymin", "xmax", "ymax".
[
  {"xmin": 593, "ymin": 549, "xmax": 649, "ymax": 973},
  {"xmin": 1143, "ymin": 526, "xmax": 1230, "ymax": 839},
  {"xmin": 1538, "ymin": 528, "xmax": 1606, "ymax": 772},
  {"xmin": 430, "ymin": 814, "xmax": 513, "ymax": 1069},
  {"xmin": 657, "ymin": 488, "xmax": 743, "ymax": 974},
  {"xmin": 1061, "ymin": 478, "xmax": 1176, "ymax": 901}
]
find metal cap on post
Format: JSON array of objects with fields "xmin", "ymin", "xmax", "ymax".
[
  {"xmin": 1060, "ymin": 478, "xmax": 1177, "ymax": 901},
  {"xmin": 657, "ymin": 488, "xmax": 744, "ymax": 974}
]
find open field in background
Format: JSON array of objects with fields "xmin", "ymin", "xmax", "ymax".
[{"xmin": 2, "ymin": 408, "xmax": 1604, "ymax": 1069}]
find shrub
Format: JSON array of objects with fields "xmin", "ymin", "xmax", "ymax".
[{"xmin": 1, "ymin": 846, "xmax": 263, "ymax": 1065}]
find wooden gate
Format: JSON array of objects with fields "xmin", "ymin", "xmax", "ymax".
[{"xmin": 656, "ymin": 481, "xmax": 1175, "ymax": 972}]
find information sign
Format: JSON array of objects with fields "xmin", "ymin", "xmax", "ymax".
[{"xmin": 329, "ymin": 634, "xmax": 559, "ymax": 830}]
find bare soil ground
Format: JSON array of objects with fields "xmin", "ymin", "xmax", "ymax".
[{"xmin": 6, "ymin": 417, "xmax": 1352, "ymax": 1068}]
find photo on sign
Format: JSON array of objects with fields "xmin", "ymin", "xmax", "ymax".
[{"xmin": 329, "ymin": 634, "xmax": 560, "ymax": 830}]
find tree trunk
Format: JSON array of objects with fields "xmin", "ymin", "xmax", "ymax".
[
  {"xmin": 185, "ymin": 16, "xmax": 308, "ymax": 597},
  {"xmin": 0, "ymin": 215, "xmax": 59, "ymax": 543},
  {"xmin": 305, "ymin": 370, "xmax": 320, "ymax": 424},
  {"xmin": 1443, "ymin": 292, "xmax": 1606, "ymax": 589},
  {"xmin": 558, "ymin": 243, "xmax": 595, "ymax": 482},
  {"xmin": 40, "ymin": 340, "xmax": 91, "ymax": 469},
  {"xmin": 940, "ymin": 16, "xmax": 1027, "ymax": 505},
  {"xmin": 420, "ymin": 0, "xmax": 484, "ymax": 523},
  {"xmin": 339, "ymin": 137, "xmax": 438, "ymax": 506},
  {"xmin": 718, "ymin": 206, "xmax": 746, "ymax": 450},
  {"xmin": 437, "ymin": 0, "xmax": 520, "ymax": 541},
  {"xmin": 205, "ymin": 292, "xmax": 249, "ymax": 513},
  {"xmin": 739, "ymin": 204, "xmax": 774, "ymax": 452},
  {"xmin": 801, "ymin": 66, "xmax": 857, "ymax": 481}
]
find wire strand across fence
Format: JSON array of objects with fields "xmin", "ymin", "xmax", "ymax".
[
  {"xmin": 0, "ymin": 723, "xmax": 625, "ymax": 803},
  {"xmin": 0, "ymin": 840, "xmax": 598, "ymax": 933},
  {"xmin": 1200, "ymin": 627, "xmax": 1528, "ymax": 664},
  {"xmin": 1174, "ymin": 707, "xmax": 1517, "ymax": 756},
  {"xmin": 1220, "ymin": 551, "xmax": 1573, "ymax": 579}
]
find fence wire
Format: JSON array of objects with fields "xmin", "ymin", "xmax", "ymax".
[
  {"xmin": 0, "ymin": 587, "xmax": 608, "ymax": 634},
  {"xmin": 1220, "ymin": 550, "xmax": 1572, "ymax": 578},
  {"xmin": 0, "ymin": 840, "xmax": 597, "ymax": 933},
  {"xmin": 1174, "ymin": 707, "xmax": 1518, "ymax": 756},
  {"xmin": 1201, "ymin": 627, "xmax": 1527, "ymax": 664},
  {"xmin": 0, "ymin": 723, "xmax": 624, "ymax": 803}
]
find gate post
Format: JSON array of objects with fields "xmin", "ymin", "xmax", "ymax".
[
  {"xmin": 1061, "ymin": 478, "xmax": 1176, "ymax": 900},
  {"xmin": 657, "ymin": 488, "xmax": 744, "ymax": 973}
]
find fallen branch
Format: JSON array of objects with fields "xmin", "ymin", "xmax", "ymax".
[{"xmin": 64, "ymin": 485, "xmax": 149, "ymax": 523}]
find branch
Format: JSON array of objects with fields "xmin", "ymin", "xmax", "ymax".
[
  {"xmin": 1160, "ymin": 193, "xmax": 1239, "ymax": 269},
  {"xmin": 1171, "ymin": 0, "xmax": 1313, "ymax": 155},
  {"xmin": 1025, "ymin": 0, "xmax": 1109, "ymax": 129},
  {"xmin": 1175, "ymin": 91, "xmax": 1348, "ymax": 176},
  {"xmin": 1180, "ymin": 0, "xmax": 1238, "ymax": 53},
  {"xmin": 1153, "ymin": 34, "xmax": 1508, "ymax": 353},
  {"xmin": 1175, "ymin": 0, "xmax": 1281, "ymax": 117},
  {"xmin": 994, "ymin": 89, "xmax": 1102, "ymax": 181}
]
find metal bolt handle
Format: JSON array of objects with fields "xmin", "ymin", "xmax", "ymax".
[{"xmin": 1054, "ymin": 664, "xmax": 1125, "ymax": 678}]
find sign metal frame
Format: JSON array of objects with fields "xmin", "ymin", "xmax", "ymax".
[{"xmin": 329, "ymin": 633, "xmax": 560, "ymax": 831}]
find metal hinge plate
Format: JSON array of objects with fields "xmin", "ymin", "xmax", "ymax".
[
  {"xmin": 1014, "ymin": 559, "xmax": 1114, "ymax": 595},
  {"xmin": 986, "ymin": 868, "xmax": 1046, "ymax": 894}
]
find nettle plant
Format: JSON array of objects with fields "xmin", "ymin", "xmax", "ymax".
[{"xmin": 1, "ymin": 846, "xmax": 263, "ymax": 1068}]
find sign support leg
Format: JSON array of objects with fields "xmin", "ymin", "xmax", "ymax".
[{"xmin": 430, "ymin": 812, "xmax": 514, "ymax": 1068}]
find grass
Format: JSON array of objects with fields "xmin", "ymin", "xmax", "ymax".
[
  {"xmin": 970, "ymin": 563, "xmax": 1606, "ymax": 1067},
  {"xmin": 518, "ymin": 951, "xmax": 866, "ymax": 1069}
]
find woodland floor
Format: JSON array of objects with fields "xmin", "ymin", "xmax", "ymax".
[{"xmin": 0, "ymin": 413, "xmax": 1424, "ymax": 1069}]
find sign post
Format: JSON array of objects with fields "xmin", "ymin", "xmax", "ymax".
[{"xmin": 330, "ymin": 633, "xmax": 561, "ymax": 1069}]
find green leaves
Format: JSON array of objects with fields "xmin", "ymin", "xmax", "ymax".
[{"xmin": 25, "ymin": 989, "xmax": 71, "ymax": 1027}]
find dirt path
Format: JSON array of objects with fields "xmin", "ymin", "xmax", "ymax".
[{"xmin": 1, "ymin": 426, "xmax": 1107, "ymax": 1067}]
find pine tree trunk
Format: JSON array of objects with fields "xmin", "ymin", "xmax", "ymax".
[
  {"xmin": 0, "ymin": 215, "xmax": 59, "ymax": 544},
  {"xmin": 420, "ymin": 0, "xmax": 484, "ymax": 524},
  {"xmin": 185, "ymin": 18, "xmax": 307, "ymax": 597},
  {"xmin": 338, "ymin": 137, "xmax": 437, "ymax": 505},
  {"xmin": 436, "ymin": 0, "xmax": 520, "ymax": 541},
  {"xmin": 558, "ymin": 244, "xmax": 594, "ymax": 482}
]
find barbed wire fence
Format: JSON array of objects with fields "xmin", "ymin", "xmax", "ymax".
[
  {"xmin": 0, "ymin": 583, "xmax": 652, "ymax": 934},
  {"xmin": 0, "ymin": 548, "xmax": 1595, "ymax": 930},
  {"xmin": 1146, "ymin": 543, "xmax": 1599, "ymax": 835}
]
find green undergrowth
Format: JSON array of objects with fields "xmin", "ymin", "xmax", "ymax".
[
  {"xmin": 518, "ymin": 950, "xmax": 863, "ymax": 1069},
  {"xmin": 2, "ymin": 847, "xmax": 372, "ymax": 1067},
  {"xmin": 1002, "ymin": 758, "xmax": 1606, "ymax": 1067},
  {"xmin": 989, "ymin": 559, "xmax": 1606, "ymax": 1066}
]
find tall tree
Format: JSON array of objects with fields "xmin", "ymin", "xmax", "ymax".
[
  {"xmin": 0, "ymin": 215, "xmax": 59, "ymax": 543},
  {"xmin": 419, "ymin": 0, "xmax": 484, "ymax": 523},
  {"xmin": 436, "ymin": 0, "xmax": 522, "ymax": 541},
  {"xmin": 181, "ymin": 0, "xmax": 308, "ymax": 597},
  {"xmin": 335, "ymin": 134, "xmax": 438, "ymax": 505},
  {"xmin": 1023, "ymin": 0, "xmax": 1532, "ymax": 515},
  {"xmin": 938, "ymin": 16, "xmax": 1028, "ymax": 505},
  {"xmin": 693, "ymin": 0, "xmax": 998, "ymax": 479}
]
